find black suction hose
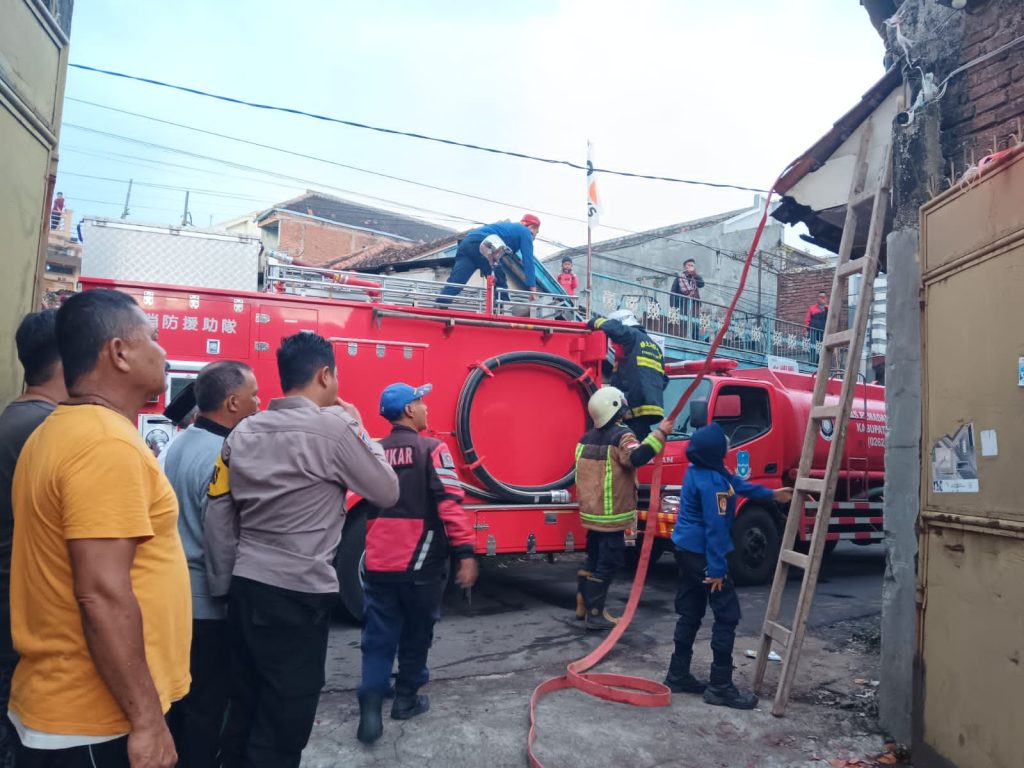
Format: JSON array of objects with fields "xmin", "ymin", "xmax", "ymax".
[{"xmin": 455, "ymin": 351, "xmax": 598, "ymax": 503}]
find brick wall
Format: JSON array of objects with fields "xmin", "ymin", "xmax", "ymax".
[
  {"xmin": 896, "ymin": 0, "xmax": 1024, "ymax": 209},
  {"xmin": 776, "ymin": 267, "xmax": 849, "ymax": 331},
  {"xmin": 276, "ymin": 215, "xmax": 408, "ymax": 267},
  {"xmin": 945, "ymin": 2, "xmax": 1024, "ymax": 168}
]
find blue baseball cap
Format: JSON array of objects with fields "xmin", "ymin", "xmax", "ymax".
[{"xmin": 379, "ymin": 382, "xmax": 432, "ymax": 420}]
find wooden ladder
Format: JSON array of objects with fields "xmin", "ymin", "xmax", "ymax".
[{"xmin": 753, "ymin": 124, "xmax": 893, "ymax": 716}]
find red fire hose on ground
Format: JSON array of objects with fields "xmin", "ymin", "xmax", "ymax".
[{"xmin": 527, "ymin": 189, "xmax": 778, "ymax": 768}]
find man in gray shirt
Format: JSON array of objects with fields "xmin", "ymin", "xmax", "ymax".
[
  {"xmin": 163, "ymin": 361, "xmax": 259, "ymax": 768},
  {"xmin": 0, "ymin": 310, "xmax": 66, "ymax": 766},
  {"xmin": 205, "ymin": 332, "xmax": 399, "ymax": 768}
]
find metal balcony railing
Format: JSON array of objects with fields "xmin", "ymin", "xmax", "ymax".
[{"xmin": 589, "ymin": 272, "xmax": 825, "ymax": 365}]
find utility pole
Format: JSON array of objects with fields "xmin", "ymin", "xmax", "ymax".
[
  {"xmin": 120, "ymin": 179, "xmax": 132, "ymax": 219},
  {"xmin": 756, "ymin": 250, "xmax": 763, "ymax": 319},
  {"xmin": 181, "ymin": 191, "xmax": 191, "ymax": 227}
]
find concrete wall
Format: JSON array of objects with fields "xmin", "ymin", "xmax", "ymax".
[
  {"xmin": 0, "ymin": 0, "xmax": 73, "ymax": 403},
  {"xmin": 576, "ymin": 208, "xmax": 788, "ymax": 321},
  {"xmin": 878, "ymin": 2, "xmax": 1024, "ymax": 754}
]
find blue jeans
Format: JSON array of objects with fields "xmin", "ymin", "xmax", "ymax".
[
  {"xmin": 359, "ymin": 579, "xmax": 445, "ymax": 698},
  {"xmin": 584, "ymin": 529, "xmax": 626, "ymax": 581},
  {"xmin": 438, "ymin": 237, "xmax": 508, "ymax": 303}
]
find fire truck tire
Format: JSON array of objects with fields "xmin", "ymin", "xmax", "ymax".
[
  {"xmin": 334, "ymin": 508, "xmax": 367, "ymax": 624},
  {"xmin": 730, "ymin": 505, "xmax": 780, "ymax": 586}
]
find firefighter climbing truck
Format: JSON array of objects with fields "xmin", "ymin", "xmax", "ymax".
[{"xmin": 79, "ymin": 263, "xmax": 884, "ymax": 619}]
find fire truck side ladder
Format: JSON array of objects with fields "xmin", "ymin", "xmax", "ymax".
[{"xmin": 753, "ymin": 123, "xmax": 893, "ymax": 716}]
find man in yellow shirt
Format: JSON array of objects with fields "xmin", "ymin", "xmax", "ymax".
[{"xmin": 11, "ymin": 288, "xmax": 190, "ymax": 768}]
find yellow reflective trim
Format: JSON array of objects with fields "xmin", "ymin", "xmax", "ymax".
[
  {"xmin": 636, "ymin": 356, "xmax": 664, "ymax": 373},
  {"xmin": 628, "ymin": 404, "xmax": 665, "ymax": 418}
]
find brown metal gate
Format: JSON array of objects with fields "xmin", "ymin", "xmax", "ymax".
[{"xmin": 916, "ymin": 146, "xmax": 1024, "ymax": 768}]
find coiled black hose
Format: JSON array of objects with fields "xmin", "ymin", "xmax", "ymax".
[{"xmin": 455, "ymin": 351, "xmax": 598, "ymax": 503}]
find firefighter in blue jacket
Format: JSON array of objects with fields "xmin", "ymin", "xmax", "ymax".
[
  {"xmin": 438, "ymin": 214, "xmax": 541, "ymax": 304},
  {"xmin": 665, "ymin": 422, "xmax": 792, "ymax": 708},
  {"xmin": 587, "ymin": 308, "xmax": 668, "ymax": 437}
]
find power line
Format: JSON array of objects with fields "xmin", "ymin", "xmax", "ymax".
[
  {"xmin": 67, "ymin": 63, "xmax": 768, "ymax": 194},
  {"xmin": 63, "ymin": 103, "xmax": 783, "ymax": 253}
]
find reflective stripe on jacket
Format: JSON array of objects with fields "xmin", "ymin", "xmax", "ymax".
[
  {"xmin": 590, "ymin": 317, "xmax": 668, "ymax": 420},
  {"xmin": 575, "ymin": 423, "xmax": 664, "ymax": 532}
]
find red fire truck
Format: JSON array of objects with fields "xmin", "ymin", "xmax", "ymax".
[{"xmin": 80, "ymin": 263, "xmax": 884, "ymax": 619}]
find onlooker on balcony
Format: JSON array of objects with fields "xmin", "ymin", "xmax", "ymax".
[
  {"xmin": 804, "ymin": 291, "xmax": 829, "ymax": 364},
  {"xmin": 50, "ymin": 192, "xmax": 65, "ymax": 230},
  {"xmin": 669, "ymin": 259, "xmax": 704, "ymax": 340}
]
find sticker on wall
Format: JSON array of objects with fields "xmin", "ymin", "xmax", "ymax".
[
  {"xmin": 930, "ymin": 423, "xmax": 979, "ymax": 493},
  {"xmin": 980, "ymin": 429, "xmax": 998, "ymax": 457},
  {"xmin": 1019, "ymin": 357, "xmax": 1024, "ymax": 387},
  {"xmin": 736, "ymin": 450, "xmax": 751, "ymax": 480}
]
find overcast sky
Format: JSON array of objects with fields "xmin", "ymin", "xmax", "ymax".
[{"xmin": 57, "ymin": 1, "xmax": 885, "ymax": 255}]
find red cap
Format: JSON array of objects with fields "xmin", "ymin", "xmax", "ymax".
[{"xmin": 521, "ymin": 214, "xmax": 541, "ymax": 228}]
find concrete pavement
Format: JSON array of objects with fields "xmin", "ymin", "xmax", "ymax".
[{"xmin": 304, "ymin": 544, "xmax": 895, "ymax": 767}]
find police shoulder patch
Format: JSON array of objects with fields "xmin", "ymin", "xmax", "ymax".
[
  {"xmin": 716, "ymin": 491, "xmax": 730, "ymax": 516},
  {"xmin": 208, "ymin": 454, "xmax": 231, "ymax": 498}
]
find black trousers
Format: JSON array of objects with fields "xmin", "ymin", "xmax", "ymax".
[
  {"xmin": 358, "ymin": 579, "xmax": 445, "ymax": 698},
  {"xmin": 168, "ymin": 619, "xmax": 230, "ymax": 768},
  {"xmin": 221, "ymin": 578, "xmax": 334, "ymax": 768},
  {"xmin": 17, "ymin": 737, "xmax": 129, "ymax": 767},
  {"xmin": 438, "ymin": 236, "xmax": 509, "ymax": 303},
  {"xmin": 584, "ymin": 530, "xmax": 625, "ymax": 581},
  {"xmin": 672, "ymin": 549, "xmax": 741, "ymax": 667}
]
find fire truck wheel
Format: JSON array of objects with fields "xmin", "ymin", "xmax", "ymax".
[
  {"xmin": 730, "ymin": 506, "xmax": 781, "ymax": 586},
  {"xmin": 334, "ymin": 509, "xmax": 367, "ymax": 624}
]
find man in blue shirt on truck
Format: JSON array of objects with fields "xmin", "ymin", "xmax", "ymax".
[
  {"xmin": 438, "ymin": 214, "xmax": 541, "ymax": 305},
  {"xmin": 665, "ymin": 422, "xmax": 792, "ymax": 709}
]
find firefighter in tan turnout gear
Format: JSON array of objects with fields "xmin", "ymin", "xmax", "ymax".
[{"xmin": 573, "ymin": 387, "xmax": 673, "ymax": 630}]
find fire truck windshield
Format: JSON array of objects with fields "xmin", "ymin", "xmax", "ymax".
[{"xmin": 664, "ymin": 377, "xmax": 712, "ymax": 439}]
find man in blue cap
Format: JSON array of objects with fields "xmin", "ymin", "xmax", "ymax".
[
  {"xmin": 356, "ymin": 383, "xmax": 478, "ymax": 745},
  {"xmin": 666, "ymin": 422, "xmax": 792, "ymax": 708}
]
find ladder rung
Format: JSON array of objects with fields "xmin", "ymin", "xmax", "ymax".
[
  {"xmin": 764, "ymin": 620, "xmax": 792, "ymax": 647},
  {"xmin": 824, "ymin": 329, "xmax": 854, "ymax": 348},
  {"xmin": 850, "ymin": 188, "xmax": 877, "ymax": 208},
  {"xmin": 795, "ymin": 477, "xmax": 825, "ymax": 495},
  {"xmin": 810, "ymin": 404, "xmax": 841, "ymax": 421},
  {"xmin": 837, "ymin": 259, "xmax": 864, "ymax": 279},
  {"xmin": 779, "ymin": 549, "xmax": 810, "ymax": 569}
]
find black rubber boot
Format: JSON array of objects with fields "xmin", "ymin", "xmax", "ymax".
[
  {"xmin": 357, "ymin": 692, "xmax": 384, "ymax": 744},
  {"xmin": 391, "ymin": 692, "xmax": 430, "ymax": 720},
  {"xmin": 583, "ymin": 577, "xmax": 618, "ymax": 631},
  {"xmin": 663, "ymin": 652, "xmax": 708, "ymax": 694},
  {"xmin": 703, "ymin": 663, "xmax": 758, "ymax": 710},
  {"xmin": 575, "ymin": 569, "xmax": 592, "ymax": 620}
]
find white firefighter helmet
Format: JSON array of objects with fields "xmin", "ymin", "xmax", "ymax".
[
  {"xmin": 607, "ymin": 308, "xmax": 640, "ymax": 327},
  {"xmin": 588, "ymin": 386, "xmax": 628, "ymax": 428},
  {"xmin": 479, "ymin": 234, "xmax": 510, "ymax": 265}
]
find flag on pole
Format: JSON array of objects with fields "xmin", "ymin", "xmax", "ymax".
[{"xmin": 587, "ymin": 140, "xmax": 602, "ymax": 230}]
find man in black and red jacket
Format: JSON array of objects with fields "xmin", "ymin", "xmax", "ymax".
[{"xmin": 356, "ymin": 382, "xmax": 479, "ymax": 745}]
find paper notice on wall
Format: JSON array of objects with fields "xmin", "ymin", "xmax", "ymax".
[
  {"xmin": 930, "ymin": 423, "xmax": 979, "ymax": 493},
  {"xmin": 980, "ymin": 429, "xmax": 998, "ymax": 457}
]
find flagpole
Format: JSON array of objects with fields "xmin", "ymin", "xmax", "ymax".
[{"xmin": 586, "ymin": 222, "xmax": 593, "ymax": 320}]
